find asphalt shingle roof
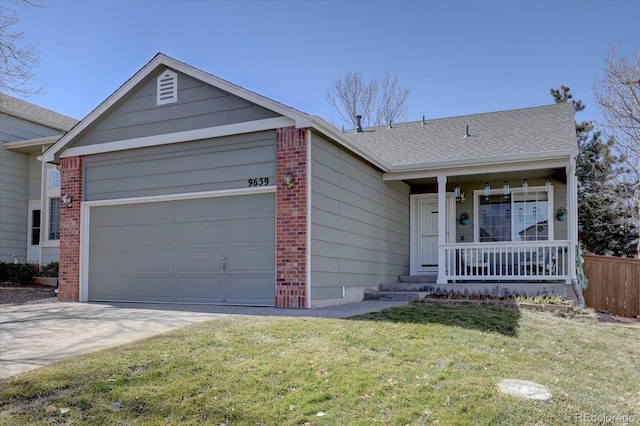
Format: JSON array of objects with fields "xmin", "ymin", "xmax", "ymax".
[
  {"xmin": 0, "ymin": 93, "xmax": 78, "ymax": 132},
  {"xmin": 342, "ymin": 103, "xmax": 577, "ymax": 168}
]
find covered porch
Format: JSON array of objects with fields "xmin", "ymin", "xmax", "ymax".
[{"xmin": 387, "ymin": 155, "xmax": 579, "ymax": 288}]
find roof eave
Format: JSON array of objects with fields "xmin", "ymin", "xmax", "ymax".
[
  {"xmin": 383, "ymin": 148, "xmax": 578, "ymax": 180},
  {"xmin": 3, "ymin": 135, "xmax": 61, "ymax": 154}
]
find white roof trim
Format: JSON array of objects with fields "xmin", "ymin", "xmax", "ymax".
[
  {"xmin": 59, "ymin": 116, "xmax": 293, "ymax": 159},
  {"xmin": 4, "ymin": 135, "xmax": 60, "ymax": 150},
  {"xmin": 44, "ymin": 53, "xmax": 313, "ymax": 162}
]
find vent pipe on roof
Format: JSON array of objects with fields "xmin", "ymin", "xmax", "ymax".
[
  {"xmin": 464, "ymin": 125, "xmax": 470, "ymax": 138},
  {"xmin": 421, "ymin": 115, "xmax": 426, "ymax": 126},
  {"xmin": 387, "ymin": 119, "xmax": 392, "ymax": 129},
  {"xmin": 355, "ymin": 115, "xmax": 363, "ymax": 133}
]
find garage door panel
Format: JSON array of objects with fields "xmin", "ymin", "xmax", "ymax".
[
  {"xmin": 91, "ymin": 205, "xmax": 128, "ymax": 226},
  {"xmin": 89, "ymin": 251, "xmax": 128, "ymax": 273},
  {"xmin": 177, "ymin": 251, "xmax": 223, "ymax": 272},
  {"xmin": 89, "ymin": 228, "xmax": 128, "ymax": 249},
  {"xmin": 89, "ymin": 277, "xmax": 127, "ymax": 299},
  {"xmin": 130, "ymin": 277, "xmax": 171, "ymax": 298},
  {"xmin": 227, "ymin": 219, "xmax": 275, "ymax": 243},
  {"xmin": 175, "ymin": 278, "xmax": 224, "ymax": 300},
  {"xmin": 225, "ymin": 277, "xmax": 274, "ymax": 305},
  {"xmin": 176, "ymin": 198, "xmax": 226, "ymax": 220},
  {"xmin": 130, "ymin": 251, "xmax": 172, "ymax": 273},
  {"xmin": 88, "ymin": 193, "xmax": 275, "ymax": 305},
  {"xmin": 176, "ymin": 223, "xmax": 225, "ymax": 246},
  {"xmin": 227, "ymin": 193, "xmax": 274, "ymax": 215},
  {"xmin": 129, "ymin": 203, "xmax": 174, "ymax": 225},
  {"xmin": 227, "ymin": 249, "xmax": 274, "ymax": 271},
  {"xmin": 130, "ymin": 225, "xmax": 173, "ymax": 248}
]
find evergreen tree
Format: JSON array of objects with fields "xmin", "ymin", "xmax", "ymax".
[{"xmin": 551, "ymin": 86, "xmax": 639, "ymax": 257}]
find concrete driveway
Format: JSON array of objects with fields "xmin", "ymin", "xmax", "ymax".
[{"xmin": 0, "ymin": 300, "xmax": 406, "ymax": 379}]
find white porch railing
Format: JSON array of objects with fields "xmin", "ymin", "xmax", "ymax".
[{"xmin": 442, "ymin": 241, "xmax": 571, "ymax": 282}]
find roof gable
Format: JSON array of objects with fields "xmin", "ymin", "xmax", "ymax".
[{"xmin": 43, "ymin": 53, "xmax": 312, "ymax": 162}]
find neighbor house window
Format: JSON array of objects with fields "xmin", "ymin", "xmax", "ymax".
[
  {"xmin": 31, "ymin": 210, "xmax": 41, "ymax": 245},
  {"xmin": 476, "ymin": 188, "xmax": 550, "ymax": 242},
  {"xmin": 48, "ymin": 170, "xmax": 61, "ymax": 188},
  {"xmin": 49, "ymin": 198, "xmax": 61, "ymax": 240}
]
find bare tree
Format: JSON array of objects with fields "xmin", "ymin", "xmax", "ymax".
[
  {"xmin": 375, "ymin": 71, "xmax": 410, "ymax": 127},
  {"xmin": 594, "ymin": 46, "xmax": 640, "ymax": 257},
  {"xmin": 0, "ymin": 0, "xmax": 44, "ymax": 96},
  {"xmin": 327, "ymin": 70, "xmax": 409, "ymax": 130}
]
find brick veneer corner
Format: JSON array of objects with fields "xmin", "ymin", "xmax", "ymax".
[
  {"xmin": 57, "ymin": 156, "xmax": 82, "ymax": 302},
  {"xmin": 275, "ymin": 127, "xmax": 308, "ymax": 308}
]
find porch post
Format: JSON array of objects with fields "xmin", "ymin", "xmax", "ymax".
[
  {"xmin": 437, "ymin": 175, "xmax": 447, "ymax": 284},
  {"xmin": 567, "ymin": 155, "xmax": 578, "ymax": 283}
]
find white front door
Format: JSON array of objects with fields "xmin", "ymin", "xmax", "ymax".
[
  {"xmin": 412, "ymin": 194, "xmax": 455, "ymax": 275},
  {"xmin": 418, "ymin": 198, "xmax": 439, "ymax": 272}
]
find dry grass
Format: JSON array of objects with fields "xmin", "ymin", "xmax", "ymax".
[{"xmin": 0, "ymin": 302, "xmax": 638, "ymax": 425}]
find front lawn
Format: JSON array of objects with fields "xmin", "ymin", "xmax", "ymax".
[{"xmin": 0, "ymin": 302, "xmax": 638, "ymax": 425}]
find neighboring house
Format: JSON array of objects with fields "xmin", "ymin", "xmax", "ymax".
[
  {"xmin": 42, "ymin": 53, "xmax": 580, "ymax": 308},
  {"xmin": 0, "ymin": 94, "xmax": 78, "ymax": 266}
]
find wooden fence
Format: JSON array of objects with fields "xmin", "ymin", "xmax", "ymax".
[{"xmin": 582, "ymin": 254, "xmax": 640, "ymax": 318}]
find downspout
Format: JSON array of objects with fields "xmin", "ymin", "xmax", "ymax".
[
  {"xmin": 436, "ymin": 175, "xmax": 447, "ymax": 284},
  {"xmin": 567, "ymin": 154, "xmax": 584, "ymax": 307},
  {"xmin": 305, "ymin": 129, "xmax": 312, "ymax": 309}
]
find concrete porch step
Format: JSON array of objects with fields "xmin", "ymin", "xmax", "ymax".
[
  {"xmin": 399, "ymin": 275, "xmax": 437, "ymax": 283},
  {"xmin": 379, "ymin": 282, "xmax": 438, "ymax": 292}
]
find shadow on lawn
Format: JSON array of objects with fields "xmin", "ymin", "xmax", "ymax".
[{"xmin": 349, "ymin": 300, "xmax": 521, "ymax": 337}]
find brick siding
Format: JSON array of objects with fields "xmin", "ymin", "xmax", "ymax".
[
  {"xmin": 57, "ymin": 156, "xmax": 82, "ymax": 301},
  {"xmin": 275, "ymin": 127, "xmax": 308, "ymax": 308}
]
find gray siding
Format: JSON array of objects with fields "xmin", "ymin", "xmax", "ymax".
[
  {"xmin": 0, "ymin": 149, "xmax": 28, "ymax": 262},
  {"xmin": 72, "ymin": 70, "xmax": 281, "ymax": 147},
  {"xmin": 310, "ymin": 134, "xmax": 410, "ymax": 300},
  {"xmin": 83, "ymin": 131, "xmax": 276, "ymax": 201},
  {"xmin": 0, "ymin": 114, "xmax": 62, "ymax": 143}
]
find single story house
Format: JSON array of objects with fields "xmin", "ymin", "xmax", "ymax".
[
  {"xmin": 41, "ymin": 53, "xmax": 580, "ymax": 308},
  {"xmin": 0, "ymin": 94, "xmax": 78, "ymax": 266}
]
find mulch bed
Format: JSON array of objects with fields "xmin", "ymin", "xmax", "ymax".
[{"xmin": 0, "ymin": 284, "xmax": 57, "ymax": 306}]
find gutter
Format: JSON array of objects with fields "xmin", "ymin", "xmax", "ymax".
[{"xmin": 383, "ymin": 149, "xmax": 579, "ymax": 181}]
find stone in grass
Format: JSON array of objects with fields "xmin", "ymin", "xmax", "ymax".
[{"xmin": 498, "ymin": 379, "xmax": 552, "ymax": 401}]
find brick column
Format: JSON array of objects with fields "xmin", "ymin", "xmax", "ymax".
[
  {"xmin": 57, "ymin": 156, "xmax": 82, "ymax": 302},
  {"xmin": 275, "ymin": 127, "xmax": 308, "ymax": 308}
]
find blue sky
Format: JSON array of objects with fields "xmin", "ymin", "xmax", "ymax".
[{"xmin": 13, "ymin": 0, "xmax": 640, "ymax": 127}]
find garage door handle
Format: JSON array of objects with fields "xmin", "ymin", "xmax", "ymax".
[{"xmin": 221, "ymin": 256, "xmax": 227, "ymax": 271}]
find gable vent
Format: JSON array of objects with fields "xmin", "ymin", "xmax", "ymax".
[{"xmin": 157, "ymin": 69, "xmax": 178, "ymax": 105}]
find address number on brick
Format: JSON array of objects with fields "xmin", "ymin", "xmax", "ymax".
[{"xmin": 248, "ymin": 177, "xmax": 270, "ymax": 187}]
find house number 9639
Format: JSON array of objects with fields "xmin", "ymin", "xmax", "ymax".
[{"xmin": 248, "ymin": 177, "xmax": 269, "ymax": 187}]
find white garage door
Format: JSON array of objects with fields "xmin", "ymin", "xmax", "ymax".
[{"xmin": 87, "ymin": 193, "xmax": 275, "ymax": 305}]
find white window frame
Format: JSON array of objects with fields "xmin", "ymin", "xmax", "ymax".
[
  {"xmin": 41, "ymin": 165, "xmax": 61, "ymax": 247},
  {"xmin": 473, "ymin": 186, "xmax": 554, "ymax": 242}
]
